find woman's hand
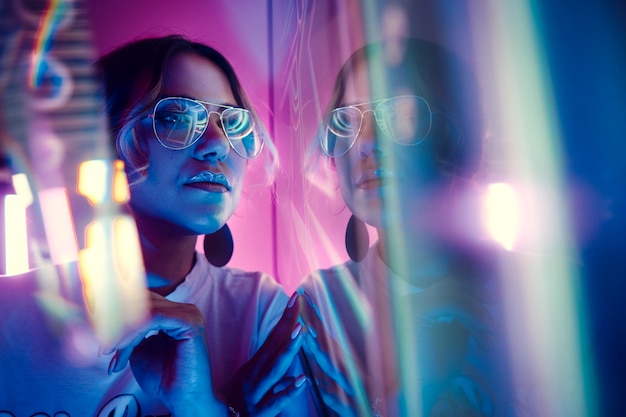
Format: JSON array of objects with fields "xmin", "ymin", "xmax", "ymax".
[
  {"xmin": 299, "ymin": 291, "xmax": 361, "ymax": 417},
  {"xmin": 106, "ymin": 291, "xmax": 222, "ymax": 416},
  {"xmin": 221, "ymin": 292, "xmax": 308, "ymax": 417}
]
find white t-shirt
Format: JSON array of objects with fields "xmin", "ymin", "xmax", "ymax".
[{"xmin": 0, "ymin": 253, "xmax": 288, "ymax": 417}]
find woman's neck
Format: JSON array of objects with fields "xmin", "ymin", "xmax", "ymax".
[{"xmin": 134, "ymin": 217, "xmax": 198, "ymax": 296}]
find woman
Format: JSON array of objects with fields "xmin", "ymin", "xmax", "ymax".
[
  {"xmin": 97, "ymin": 35, "xmax": 312, "ymax": 416},
  {"xmin": 299, "ymin": 38, "xmax": 511, "ymax": 416}
]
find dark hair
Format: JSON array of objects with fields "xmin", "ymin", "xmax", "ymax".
[
  {"xmin": 327, "ymin": 38, "xmax": 485, "ymax": 179},
  {"xmin": 96, "ymin": 34, "xmax": 276, "ymax": 181}
]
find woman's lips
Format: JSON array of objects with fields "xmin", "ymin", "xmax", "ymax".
[
  {"xmin": 355, "ymin": 169, "xmax": 395, "ymax": 189},
  {"xmin": 186, "ymin": 171, "xmax": 232, "ymax": 192}
]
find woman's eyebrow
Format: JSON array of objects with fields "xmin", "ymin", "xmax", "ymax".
[
  {"xmin": 159, "ymin": 93, "xmax": 238, "ymax": 107},
  {"xmin": 337, "ymin": 99, "xmax": 368, "ymax": 107}
]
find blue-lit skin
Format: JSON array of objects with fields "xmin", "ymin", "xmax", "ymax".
[
  {"xmin": 130, "ymin": 53, "xmax": 246, "ymax": 247},
  {"xmin": 108, "ymin": 52, "xmax": 243, "ymax": 415},
  {"xmin": 107, "ymin": 49, "xmax": 308, "ymax": 417}
]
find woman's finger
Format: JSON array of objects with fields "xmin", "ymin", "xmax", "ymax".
[
  {"xmin": 249, "ymin": 321, "xmax": 306, "ymax": 404},
  {"xmin": 302, "ymin": 332, "xmax": 354, "ymax": 397},
  {"xmin": 107, "ymin": 291, "xmax": 206, "ymax": 373},
  {"xmin": 253, "ymin": 374, "xmax": 308, "ymax": 417},
  {"xmin": 222, "ymin": 293, "xmax": 307, "ymax": 410},
  {"xmin": 250, "ymin": 292, "xmax": 302, "ymax": 368}
]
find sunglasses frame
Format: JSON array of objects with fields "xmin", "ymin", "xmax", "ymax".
[
  {"xmin": 148, "ymin": 96, "xmax": 263, "ymax": 159},
  {"xmin": 321, "ymin": 95, "xmax": 432, "ymax": 158}
]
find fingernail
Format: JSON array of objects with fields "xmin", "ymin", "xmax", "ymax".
[
  {"xmin": 107, "ymin": 353, "xmax": 118, "ymax": 375},
  {"xmin": 295, "ymin": 375, "xmax": 307, "ymax": 388},
  {"xmin": 288, "ymin": 292, "xmax": 298, "ymax": 309},
  {"xmin": 308, "ymin": 324, "xmax": 318, "ymax": 339},
  {"xmin": 291, "ymin": 323, "xmax": 302, "ymax": 340}
]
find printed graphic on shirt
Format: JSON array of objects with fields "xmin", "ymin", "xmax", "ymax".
[{"xmin": 0, "ymin": 394, "xmax": 170, "ymax": 417}]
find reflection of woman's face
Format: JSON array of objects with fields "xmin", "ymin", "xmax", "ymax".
[
  {"xmin": 129, "ymin": 52, "xmax": 247, "ymax": 235},
  {"xmin": 333, "ymin": 59, "xmax": 446, "ymax": 230}
]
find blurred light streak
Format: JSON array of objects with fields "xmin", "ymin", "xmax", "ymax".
[
  {"xmin": 28, "ymin": 54, "xmax": 74, "ymax": 112},
  {"xmin": 12, "ymin": 173, "xmax": 33, "ymax": 207},
  {"xmin": 471, "ymin": 0, "xmax": 597, "ymax": 415},
  {"xmin": 484, "ymin": 183, "xmax": 518, "ymax": 251},
  {"xmin": 113, "ymin": 159, "xmax": 130, "ymax": 204},
  {"xmin": 29, "ymin": 0, "xmax": 71, "ymax": 88},
  {"xmin": 300, "ymin": 206, "xmax": 345, "ymax": 269},
  {"xmin": 77, "ymin": 159, "xmax": 108, "ymax": 206},
  {"xmin": 39, "ymin": 187, "xmax": 79, "ymax": 265},
  {"xmin": 1, "ymin": 0, "xmax": 150, "ymax": 369},
  {"xmin": 315, "ymin": 269, "xmax": 372, "ymax": 416},
  {"xmin": 79, "ymin": 215, "xmax": 148, "ymax": 346},
  {"xmin": 4, "ymin": 195, "xmax": 29, "ymax": 275},
  {"xmin": 362, "ymin": 1, "xmax": 424, "ymax": 412}
]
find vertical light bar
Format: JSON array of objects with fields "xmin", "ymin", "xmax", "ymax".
[
  {"xmin": 39, "ymin": 187, "xmax": 79, "ymax": 265},
  {"xmin": 4, "ymin": 195, "xmax": 29, "ymax": 275},
  {"xmin": 112, "ymin": 159, "xmax": 130, "ymax": 204},
  {"xmin": 76, "ymin": 158, "xmax": 147, "ymax": 346},
  {"xmin": 77, "ymin": 160, "xmax": 108, "ymax": 206},
  {"xmin": 470, "ymin": 1, "xmax": 596, "ymax": 415},
  {"xmin": 79, "ymin": 214, "xmax": 148, "ymax": 347},
  {"xmin": 12, "ymin": 173, "xmax": 34, "ymax": 207}
]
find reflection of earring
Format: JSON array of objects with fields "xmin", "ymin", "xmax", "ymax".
[
  {"xmin": 345, "ymin": 215, "xmax": 369, "ymax": 262},
  {"xmin": 203, "ymin": 224, "xmax": 233, "ymax": 267}
]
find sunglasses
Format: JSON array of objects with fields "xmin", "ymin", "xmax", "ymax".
[
  {"xmin": 148, "ymin": 97, "xmax": 263, "ymax": 159},
  {"xmin": 320, "ymin": 95, "xmax": 432, "ymax": 158}
]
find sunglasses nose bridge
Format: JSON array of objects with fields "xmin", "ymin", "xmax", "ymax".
[
  {"xmin": 357, "ymin": 108, "xmax": 381, "ymax": 141},
  {"xmin": 193, "ymin": 108, "xmax": 231, "ymax": 152},
  {"xmin": 353, "ymin": 111, "xmax": 384, "ymax": 159},
  {"xmin": 201, "ymin": 109, "xmax": 228, "ymax": 137}
]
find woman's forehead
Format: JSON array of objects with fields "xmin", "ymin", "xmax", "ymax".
[
  {"xmin": 161, "ymin": 52, "xmax": 235, "ymax": 104},
  {"xmin": 340, "ymin": 63, "xmax": 419, "ymax": 105}
]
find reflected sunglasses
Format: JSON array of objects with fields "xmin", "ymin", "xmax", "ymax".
[
  {"xmin": 320, "ymin": 95, "xmax": 432, "ymax": 158},
  {"xmin": 147, "ymin": 96, "xmax": 263, "ymax": 159}
]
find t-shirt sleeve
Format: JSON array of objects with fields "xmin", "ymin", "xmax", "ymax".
[{"xmin": 254, "ymin": 273, "xmax": 289, "ymax": 351}]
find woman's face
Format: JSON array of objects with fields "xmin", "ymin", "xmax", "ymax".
[
  {"xmin": 333, "ymin": 59, "xmax": 447, "ymax": 230},
  {"xmin": 128, "ymin": 52, "xmax": 247, "ymax": 235}
]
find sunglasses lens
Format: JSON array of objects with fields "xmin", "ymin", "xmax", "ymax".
[
  {"xmin": 153, "ymin": 99, "xmax": 261, "ymax": 158},
  {"xmin": 324, "ymin": 107, "xmax": 361, "ymax": 157},
  {"xmin": 222, "ymin": 108, "xmax": 261, "ymax": 158},
  {"xmin": 376, "ymin": 96, "xmax": 431, "ymax": 144},
  {"xmin": 153, "ymin": 98, "xmax": 206, "ymax": 149}
]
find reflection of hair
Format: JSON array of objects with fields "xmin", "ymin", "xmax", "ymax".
[
  {"xmin": 96, "ymin": 34, "xmax": 278, "ymax": 183},
  {"xmin": 326, "ymin": 38, "xmax": 485, "ymax": 179}
]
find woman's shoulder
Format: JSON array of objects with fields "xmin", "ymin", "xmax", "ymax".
[
  {"xmin": 300, "ymin": 259, "xmax": 354, "ymax": 292},
  {"xmin": 298, "ymin": 251, "xmax": 379, "ymax": 312},
  {"xmin": 210, "ymin": 262, "xmax": 282, "ymax": 294},
  {"xmin": 176, "ymin": 253, "xmax": 286, "ymax": 304},
  {"xmin": 301, "ymin": 243, "xmax": 387, "ymax": 287}
]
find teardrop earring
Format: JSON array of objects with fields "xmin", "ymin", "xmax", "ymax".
[
  {"xmin": 345, "ymin": 214, "xmax": 369, "ymax": 262},
  {"xmin": 203, "ymin": 223, "xmax": 234, "ymax": 267}
]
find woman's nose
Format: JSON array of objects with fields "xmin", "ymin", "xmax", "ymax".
[
  {"xmin": 356, "ymin": 111, "xmax": 382, "ymax": 157},
  {"xmin": 192, "ymin": 114, "xmax": 230, "ymax": 161}
]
